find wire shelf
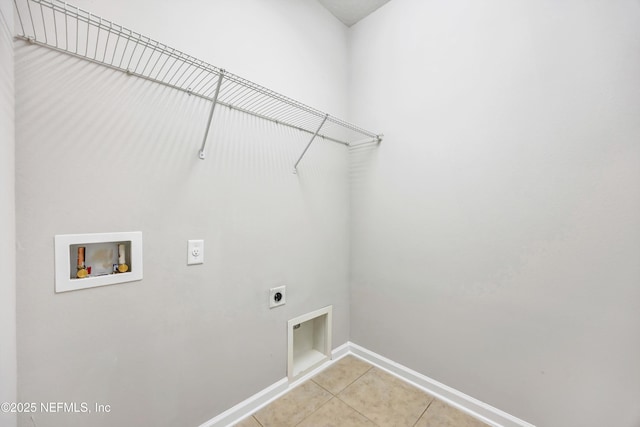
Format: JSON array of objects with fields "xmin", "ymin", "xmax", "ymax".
[{"xmin": 13, "ymin": 0, "xmax": 382, "ymax": 166}]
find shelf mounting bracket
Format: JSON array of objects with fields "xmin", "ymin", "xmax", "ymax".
[
  {"xmin": 293, "ymin": 113, "xmax": 329, "ymax": 173},
  {"xmin": 199, "ymin": 69, "xmax": 225, "ymax": 160}
]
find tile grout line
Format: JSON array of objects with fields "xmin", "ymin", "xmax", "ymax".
[
  {"xmin": 411, "ymin": 397, "xmax": 435, "ymax": 427},
  {"xmin": 292, "ymin": 384, "xmax": 334, "ymax": 427},
  {"xmin": 334, "ymin": 394, "xmax": 382, "ymax": 427},
  {"xmin": 330, "ymin": 364, "xmax": 380, "ymax": 426},
  {"xmin": 308, "ymin": 358, "xmax": 373, "ymax": 403},
  {"xmin": 328, "ymin": 363, "xmax": 374, "ymax": 397},
  {"xmin": 250, "ymin": 357, "xmax": 441, "ymax": 427},
  {"xmin": 225, "ymin": 350, "xmax": 501, "ymax": 427},
  {"xmin": 310, "ymin": 378, "xmax": 334, "ymax": 396},
  {"xmin": 334, "ymin": 364, "xmax": 435, "ymax": 427},
  {"xmin": 292, "ymin": 398, "xmax": 331, "ymax": 427},
  {"xmin": 295, "ymin": 360, "xmax": 376, "ymax": 427},
  {"xmin": 348, "ymin": 346, "xmax": 500, "ymax": 427}
]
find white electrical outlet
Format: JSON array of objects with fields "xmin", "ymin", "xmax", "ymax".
[
  {"xmin": 269, "ymin": 286, "xmax": 286, "ymax": 308},
  {"xmin": 187, "ymin": 240, "xmax": 204, "ymax": 265}
]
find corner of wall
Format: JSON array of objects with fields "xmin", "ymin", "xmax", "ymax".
[{"xmin": 0, "ymin": 1, "xmax": 17, "ymax": 427}]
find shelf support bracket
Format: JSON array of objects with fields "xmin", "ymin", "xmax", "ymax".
[
  {"xmin": 347, "ymin": 134, "xmax": 384, "ymax": 148},
  {"xmin": 199, "ymin": 69, "xmax": 225, "ymax": 160},
  {"xmin": 293, "ymin": 113, "xmax": 329, "ymax": 173}
]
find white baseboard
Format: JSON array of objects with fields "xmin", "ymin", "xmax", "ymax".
[
  {"xmin": 348, "ymin": 342, "xmax": 535, "ymax": 427},
  {"xmin": 330, "ymin": 341, "xmax": 351, "ymax": 360},
  {"xmin": 198, "ymin": 342, "xmax": 350, "ymax": 427},
  {"xmin": 198, "ymin": 341, "xmax": 534, "ymax": 427},
  {"xmin": 197, "ymin": 377, "xmax": 288, "ymax": 427}
]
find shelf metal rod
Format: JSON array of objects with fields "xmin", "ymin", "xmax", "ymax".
[
  {"xmin": 13, "ymin": 0, "xmax": 380, "ymax": 152},
  {"xmin": 198, "ymin": 70, "xmax": 225, "ymax": 160},
  {"xmin": 348, "ymin": 134, "xmax": 384, "ymax": 148},
  {"xmin": 38, "ymin": 1, "xmax": 46, "ymax": 44},
  {"xmin": 293, "ymin": 113, "xmax": 328, "ymax": 173},
  {"xmin": 13, "ymin": 0, "xmax": 25, "ymax": 35}
]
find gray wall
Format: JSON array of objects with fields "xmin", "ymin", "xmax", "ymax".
[
  {"xmin": 348, "ymin": 1, "xmax": 640, "ymax": 427},
  {"xmin": 15, "ymin": 1, "xmax": 350, "ymax": 426},
  {"xmin": 0, "ymin": 0, "xmax": 16, "ymax": 426}
]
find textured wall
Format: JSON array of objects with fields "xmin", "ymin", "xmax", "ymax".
[
  {"xmin": 15, "ymin": 1, "xmax": 350, "ymax": 426},
  {"xmin": 348, "ymin": 1, "xmax": 640, "ymax": 426},
  {"xmin": 0, "ymin": 0, "xmax": 16, "ymax": 425}
]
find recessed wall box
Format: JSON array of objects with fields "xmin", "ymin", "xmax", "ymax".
[
  {"xmin": 287, "ymin": 305, "xmax": 332, "ymax": 380},
  {"xmin": 54, "ymin": 232, "xmax": 143, "ymax": 293}
]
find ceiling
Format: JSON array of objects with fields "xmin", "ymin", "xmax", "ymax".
[{"xmin": 317, "ymin": 0, "xmax": 391, "ymax": 27}]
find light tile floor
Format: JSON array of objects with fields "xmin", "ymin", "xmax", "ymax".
[{"xmin": 234, "ymin": 355, "xmax": 489, "ymax": 427}]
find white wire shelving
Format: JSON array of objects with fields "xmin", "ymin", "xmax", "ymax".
[{"xmin": 13, "ymin": 0, "xmax": 382, "ymax": 171}]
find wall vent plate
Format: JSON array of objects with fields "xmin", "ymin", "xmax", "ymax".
[{"xmin": 269, "ymin": 286, "xmax": 286, "ymax": 308}]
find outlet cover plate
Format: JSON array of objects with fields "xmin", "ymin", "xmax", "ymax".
[
  {"xmin": 187, "ymin": 240, "xmax": 204, "ymax": 265},
  {"xmin": 270, "ymin": 285, "xmax": 286, "ymax": 308}
]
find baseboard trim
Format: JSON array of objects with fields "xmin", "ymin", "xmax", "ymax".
[
  {"xmin": 197, "ymin": 377, "xmax": 288, "ymax": 427},
  {"xmin": 198, "ymin": 341, "xmax": 534, "ymax": 427},
  {"xmin": 348, "ymin": 342, "xmax": 535, "ymax": 427},
  {"xmin": 331, "ymin": 341, "xmax": 351, "ymax": 360},
  {"xmin": 198, "ymin": 342, "xmax": 350, "ymax": 427}
]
